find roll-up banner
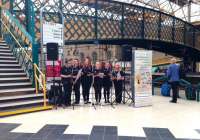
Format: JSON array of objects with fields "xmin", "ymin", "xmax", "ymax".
[{"xmin": 132, "ymin": 50, "xmax": 152, "ymax": 107}]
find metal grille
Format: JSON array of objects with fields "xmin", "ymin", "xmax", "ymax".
[
  {"xmin": 124, "ymin": 5, "xmax": 143, "ymax": 39},
  {"xmin": 160, "ymin": 14, "xmax": 173, "ymax": 42},
  {"xmin": 33, "ymin": 0, "xmax": 60, "ymax": 41},
  {"xmin": 63, "ymin": 0, "xmax": 95, "ymax": 41},
  {"xmin": 144, "ymin": 9, "xmax": 159, "ymax": 40},
  {"xmin": 97, "ymin": 1, "xmax": 122, "ymax": 39},
  {"xmin": 174, "ymin": 19, "xmax": 184, "ymax": 44},
  {"xmin": 13, "ymin": 0, "xmax": 26, "ymax": 27},
  {"xmin": 185, "ymin": 24, "xmax": 194, "ymax": 47}
]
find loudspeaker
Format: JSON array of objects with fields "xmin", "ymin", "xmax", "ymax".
[
  {"xmin": 47, "ymin": 43, "xmax": 58, "ymax": 61},
  {"xmin": 121, "ymin": 46, "xmax": 132, "ymax": 61}
]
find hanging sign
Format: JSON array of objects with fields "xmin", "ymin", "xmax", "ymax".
[
  {"xmin": 42, "ymin": 22, "xmax": 63, "ymax": 46},
  {"xmin": 133, "ymin": 50, "xmax": 152, "ymax": 107}
]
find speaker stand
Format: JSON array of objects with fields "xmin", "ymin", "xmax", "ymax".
[{"xmin": 52, "ymin": 60, "xmax": 57, "ymax": 109}]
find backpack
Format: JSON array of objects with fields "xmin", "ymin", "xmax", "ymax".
[{"xmin": 161, "ymin": 82, "xmax": 171, "ymax": 97}]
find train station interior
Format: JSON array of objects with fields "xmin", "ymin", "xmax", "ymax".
[{"xmin": 0, "ymin": 0, "xmax": 200, "ymax": 140}]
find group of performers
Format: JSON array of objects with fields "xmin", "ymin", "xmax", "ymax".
[{"xmin": 60, "ymin": 57, "xmax": 125, "ymax": 107}]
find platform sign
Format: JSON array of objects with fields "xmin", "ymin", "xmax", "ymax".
[
  {"xmin": 133, "ymin": 50, "xmax": 152, "ymax": 107},
  {"xmin": 42, "ymin": 22, "xmax": 63, "ymax": 46}
]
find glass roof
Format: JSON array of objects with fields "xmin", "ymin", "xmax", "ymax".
[{"xmin": 116, "ymin": 0, "xmax": 200, "ymax": 23}]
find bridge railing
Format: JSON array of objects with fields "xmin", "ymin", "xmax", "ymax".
[
  {"xmin": 2, "ymin": 0, "xmax": 200, "ymax": 51},
  {"xmin": 61, "ymin": 0, "xmax": 200, "ymax": 49}
]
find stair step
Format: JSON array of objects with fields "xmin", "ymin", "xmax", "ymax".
[
  {"xmin": 0, "ymin": 51, "xmax": 12, "ymax": 54},
  {"xmin": 0, "ymin": 77, "xmax": 29, "ymax": 83},
  {"xmin": 0, "ymin": 60, "xmax": 18, "ymax": 64},
  {"xmin": 0, "ymin": 44, "xmax": 8, "ymax": 47},
  {"xmin": 0, "ymin": 82, "xmax": 32, "ymax": 90},
  {"xmin": 0, "ymin": 64, "xmax": 21, "ymax": 69},
  {"xmin": 0, "ymin": 72, "xmax": 25, "ymax": 75},
  {"xmin": 0, "ymin": 68, "xmax": 24, "ymax": 73},
  {"xmin": 0, "ymin": 99, "xmax": 46, "ymax": 111},
  {"xmin": 0, "ymin": 48, "xmax": 12, "ymax": 53},
  {"xmin": 0, "ymin": 52, "xmax": 13, "ymax": 56},
  {"xmin": 0, "ymin": 106, "xmax": 53, "ymax": 117},
  {"xmin": 0, "ymin": 60, "xmax": 17, "ymax": 62},
  {"xmin": 0, "ymin": 56, "xmax": 16, "ymax": 60},
  {"xmin": 0, "ymin": 48, "xmax": 10, "ymax": 52},
  {"xmin": 0, "ymin": 82, "xmax": 32, "ymax": 86},
  {"xmin": 0, "ymin": 94, "xmax": 43, "ymax": 103},
  {"xmin": 0, "ymin": 41, "xmax": 51, "ymax": 117},
  {"xmin": 0, "ymin": 72, "xmax": 26, "ymax": 78},
  {"xmin": 0, "ymin": 94, "xmax": 43, "ymax": 100},
  {"xmin": 0, "ymin": 64, "xmax": 20, "ymax": 66},
  {"xmin": 0, "ymin": 88, "xmax": 35, "ymax": 95}
]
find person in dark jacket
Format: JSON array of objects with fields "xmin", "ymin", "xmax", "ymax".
[
  {"xmin": 81, "ymin": 57, "xmax": 93, "ymax": 104},
  {"xmin": 61, "ymin": 59, "xmax": 73, "ymax": 106},
  {"xmin": 167, "ymin": 58, "xmax": 180, "ymax": 103},
  {"xmin": 72, "ymin": 59, "xmax": 82, "ymax": 104},
  {"xmin": 93, "ymin": 61, "xmax": 104, "ymax": 104},
  {"xmin": 103, "ymin": 62, "xmax": 112, "ymax": 103},
  {"xmin": 112, "ymin": 63, "xmax": 125, "ymax": 104}
]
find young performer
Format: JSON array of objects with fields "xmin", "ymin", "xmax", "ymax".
[
  {"xmin": 112, "ymin": 63, "xmax": 125, "ymax": 104},
  {"xmin": 103, "ymin": 62, "xmax": 112, "ymax": 103},
  {"xmin": 93, "ymin": 61, "xmax": 104, "ymax": 104},
  {"xmin": 72, "ymin": 59, "xmax": 82, "ymax": 104},
  {"xmin": 60, "ymin": 59, "xmax": 73, "ymax": 106},
  {"xmin": 81, "ymin": 57, "xmax": 93, "ymax": 104}
]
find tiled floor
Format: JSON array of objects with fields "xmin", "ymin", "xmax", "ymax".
[
  {"xmin": 0, "ymin": 123, "xmax": 199, "ymax": 140},
  {"xmin": 0, "ymin": 96, "xmax": 200, "ymax": 140}
]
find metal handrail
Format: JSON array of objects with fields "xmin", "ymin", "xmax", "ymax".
[
  {"xmin": 1, "ymin": 7, "xmax": 47, "ymax": 107},
  {"xmin": 1, "ymin": 8, "xmax": 33, "ymax": 45},
  {"xmin": 1, "ymin": 19, "xmax": 32, "ymax": 62},
  {"xmin": 34, "ymin": 64, "xmax": 47, "ymax": 107}
]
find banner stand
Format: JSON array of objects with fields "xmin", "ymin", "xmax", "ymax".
[{"xmin": 132, "ymin": 50, "xmax": 153, "ymax": 108}]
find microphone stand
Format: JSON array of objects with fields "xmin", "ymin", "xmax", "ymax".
[
  {"xmin": 72, "ymin": 66, "xmax": 75, "ymax": 110},
  {"xmin": 53, "ymin": 60, "xmax": 57, "ymax": 110},
  {"xmin": 110, "ymin": 69, "xmax": 115, "ymax": 109},
  {"xmin": 91, "ymin": 65, "xmax": 96, "ymax": 110}
]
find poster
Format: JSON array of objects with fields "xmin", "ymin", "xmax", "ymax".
[
  {"xmin": 46, "ymin": 60, "xmax": 61, "ymax": 77},
  {"xmin": 133, "ymin": 50, "xmax": 152, "ymax": 107},
  {"xmin": 42, "ymin": 22, "xmax": 63, "ymax": 46}
]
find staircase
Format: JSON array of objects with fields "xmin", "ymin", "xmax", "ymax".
[{"xmin": 0, "ymin": 40, "xmax": 52, "ymax": 117}]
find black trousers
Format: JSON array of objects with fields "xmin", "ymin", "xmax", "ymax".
[
  {"xmin": 81, "ymin": 76, "xmax": 92, "ymax": 102},
  {"xmin": 113, "ymin": 80, "xmax": 123, "ymax": 103},
  {"xmin": 103, "ymin": 80, "xmax": 112, "ymax": 102},
  {"xmin": 170, "ymin": 81, "xmax": 179, "ymax": 102},
  {"xmin": 63, "ymin": 82, "xmax": 72, "ymax": 105},
  {"xmin": 94, "ymin": 79, "xmax": 103, "ymax": 102},
  {"xmin": 73, "ymin": 79, "xmax": 81, "ymax": 103}
]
